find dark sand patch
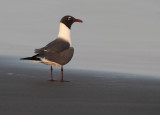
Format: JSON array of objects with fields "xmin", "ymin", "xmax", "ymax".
[{"xmin": 0, "ymin": 56, "xmax": 160, "ymax": 115}]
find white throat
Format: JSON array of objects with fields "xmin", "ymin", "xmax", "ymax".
[{"xmin": 58, "ymin": 23, "xmax": 72, "ymax": 46}]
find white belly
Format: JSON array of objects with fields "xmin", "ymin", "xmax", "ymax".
[{"xmin": 40, "ymin": 58, "xmax": 62, "ymax": 67}]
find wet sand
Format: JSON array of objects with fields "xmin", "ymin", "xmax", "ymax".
[{"xmin": 0, "ymin": 56, "xmax": 160, "ymax": 115}]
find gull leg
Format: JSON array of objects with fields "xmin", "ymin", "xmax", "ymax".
[
  {"xmin": 60, "ymin": 66, "xmax": 64, "ymax": 82},
  {"xmin": 50, "ymin": 65, "xmax": 55, "ymax": 81}
]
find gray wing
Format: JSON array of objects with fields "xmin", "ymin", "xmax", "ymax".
[
  {"xmin": 44, "ymin": 47, "xmax": 74, "ymax": 65},
  {"xmin": 35, "ymin": 38, "xmax": 70, "ymax": 54}
]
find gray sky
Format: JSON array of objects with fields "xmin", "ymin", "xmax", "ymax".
[{"xmin": 0, "ymin": 0, "xmax": 160, "ymax": 76}]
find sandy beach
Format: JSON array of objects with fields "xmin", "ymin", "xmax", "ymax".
[{"xmin": 0, "ymin": 55, "xmax": 160, "ymax": 115}]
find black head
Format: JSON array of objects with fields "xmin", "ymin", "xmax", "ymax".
[{"xmin": 60, "ymin": 15, "xmax": 83, "ymax": 29}]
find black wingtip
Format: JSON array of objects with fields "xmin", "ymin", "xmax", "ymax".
[
  {"xmin": 20, "ymin": 57, "xmax": 32, "ymax": 60},
  {"xmin": 20, "ymin": 54, "xmax": 40, "ymax": 61}
]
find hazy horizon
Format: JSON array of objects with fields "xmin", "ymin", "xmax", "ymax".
[{"xmin": 0, "ymin": 0, "xmax": 160, "ymax": 76}]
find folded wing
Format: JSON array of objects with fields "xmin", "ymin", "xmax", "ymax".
[{"xmin": 35, "ymin": 38, "xmax": 70, "ymax": 54}]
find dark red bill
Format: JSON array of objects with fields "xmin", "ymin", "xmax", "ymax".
[{"xmin": 74, "ymin": 19, "xmax": 83, "ymax": 23}]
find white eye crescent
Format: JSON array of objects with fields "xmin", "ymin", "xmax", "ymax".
[{"xmin": 68, "ymin": 17, "xmax": 71, "ymax": 20}]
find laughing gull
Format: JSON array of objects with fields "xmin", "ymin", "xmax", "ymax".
[{"xmin": 21, "ymin": 15, "xmax": 83, "ymax": 82}]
